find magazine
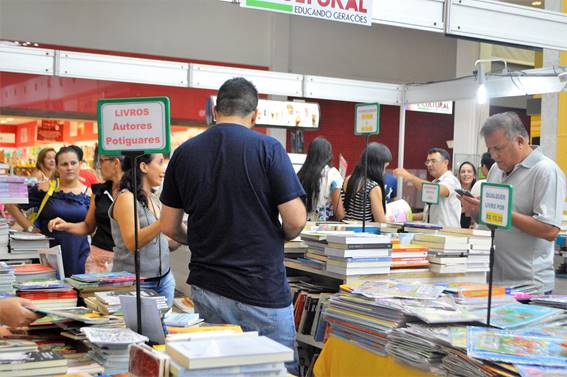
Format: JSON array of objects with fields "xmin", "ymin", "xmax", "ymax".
[
  {"xmin": 352, "ymin": 280, "xmax": 445, "ymax": 300},
  {"xmin": 467, "ymin": 326, "xmax": 567, "ymax": 366},
  {"xmin": 38, "ymin": 246, "xmax": 65, "ymax": 280}
]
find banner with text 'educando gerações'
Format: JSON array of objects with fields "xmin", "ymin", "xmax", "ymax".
[{"xmin": 240, "ymin": 0, "xmax": 373, "ymax": 26}]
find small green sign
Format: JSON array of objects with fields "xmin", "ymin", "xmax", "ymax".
[
  {"xmin": 354, "ymin": 103, "xmax": 380, "ymax": 135},
  {"xmin": 480, "ymin": 182, "xmax": 513, "ymax": 229},
  {"xmin": 421, "ymin": 182, "xmax": 440, "ymax": 205},
  {"xmin": 97, "ymin": 97, "xmax": 170, "ymax": 156}
]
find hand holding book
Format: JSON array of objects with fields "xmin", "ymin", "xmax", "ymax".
[{"xmin": 0, "ymin": 297, "xmax": 40, "ymax": 328}]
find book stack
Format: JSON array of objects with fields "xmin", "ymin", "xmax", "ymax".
[
  {"xmin": 297, "ymin": 231, "xmax": 335, "ymax": 270},
  {"xmin": 87, "ymin": 289, "xmax": 167, "ymax": 315},
  {"xmin": 166, "ymin": 332, "xmax": 293, "ymax": 377},
  {"xmin": 411, "ymin": 234, "xmax": 468, "ymax": 274},
  {"xmin": 403, "ymin": 222, "xmax": 442, "ymax": 234},
  {"xmin": 16, "ymin": 280, "xmax": 77, "ymax": 310},
  {"xmin": 13, "ymin": 264, "xmax": 56, "ymax": 283},
  {"xmin": 0, "ymin": 175, "xmax": 28, "ymax": 204},
  {"xmin": 441, "ymin": 228, "xmax": 491, "ymax": 272},
  {"xmin": 65, "ymin": 271, "xmax": 137, "ymax": 299},
  {"xmin": 0, "ymin": 261, "xmax": 15, "ymax": 296},
  {"xmin": 284, "ymin": 237, "xmax": 308, "ymax": 258},
  {"xmin": 81, "ymin": 327, "xmax": 148, "ymax": 375},
  {"xmin": 443, "ymin": 283, "xmax": 516, "ymax": 311},
  {"xmin": 390, "ymin": 244, "xmax": 429, "ymax": 269},
  {"xmin": 324, "ymin": 233, "xmax": 391, "ymax": 276},
  {"xmin": 0, "ymin": 350, "xmax": 68, "ymax": 377},
  {"xmin": 9, "ymin": 232, "xmax": 49, "ymax": 257},
  {"xmin": 164, "ymin": 312, "xmax": 203, "ymax": 328},
  {"xmin": 0, "ymin": 219, "xmax": 9, "ymax": 258},
  {"xmin": 530, "ymin": 295, "xmax": 567, "ymax": 310}
]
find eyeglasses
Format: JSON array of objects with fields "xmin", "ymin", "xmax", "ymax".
[
  {"xmin": 100, "ymin": 158, "xmax": 115, "ymax": 163},
  {"xmin": 424, "ymin": 159, "xmax": 441, "ymax": 166}
]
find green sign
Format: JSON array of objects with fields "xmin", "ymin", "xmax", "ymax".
[
  {"xmin": 421, "ymin": 182, "xmax": 440, "ymax": 205},
  {"xmin": 97, "ymin": 97, "xmax": 170, "ymax": 155},
  {"xmin": 480, "ymin": 182, "xmax": 513, "ymax": 229},
  {"xmin": 354, "ymin": 103, "xmax": 380, "ymax": 135}
]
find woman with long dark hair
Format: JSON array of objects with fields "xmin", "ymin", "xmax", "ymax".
[
  {"xmin": 342, "ymin": 142, "xmax": 391, "ymax": 223},
  {"xmin": 109, "ymin": 154, "xmax": 177, "ymax": 306},
  {"xmin": 458, "ymin": 161, "xmax": 477, "ymax": 228},
  {"xmin": 297, "ymin": 137, "xmax": 343, "ymax": 221}
]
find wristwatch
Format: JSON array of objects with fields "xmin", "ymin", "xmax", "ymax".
[{"xmin": 26, "ymin": 225, "xmax": 34, "ymax": 233}]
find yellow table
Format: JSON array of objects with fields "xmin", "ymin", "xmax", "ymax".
[{"xmin": 314, "ymin": 335, "xmax": 434, "ymax": 377}]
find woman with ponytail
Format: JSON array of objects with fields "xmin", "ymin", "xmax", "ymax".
[
  {"xmin": 109, "ymin": 154, "xmax": 177, "ymax": 306},
  {"xmin": 342, "ymin": 142, "xmax": 391, "ymax": 223}
]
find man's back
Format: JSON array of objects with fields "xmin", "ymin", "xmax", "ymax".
[{"xmin": 161, "ymin": 124, "xmax": 305, "ymax": 308}]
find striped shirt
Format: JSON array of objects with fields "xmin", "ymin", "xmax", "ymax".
[{"xmin": 342, "ymin": 180, "xmax": 380, "ymax": 222}]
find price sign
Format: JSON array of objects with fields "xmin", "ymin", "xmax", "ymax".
[
  {"xmin": 354, "ymin": 103, "xmax": 380, "ymax": 135},
  {"xmin": 421, "ymin": 182, "xmax": 440, "ymax": 205},
  {"xmin": 480, "ymin": 183, "xmax": 513, "ymax": 229}
]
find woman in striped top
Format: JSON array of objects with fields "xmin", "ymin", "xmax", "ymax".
[{"xmin": 340, "ymin": 142, "xmax": 391, "ymax": 223}]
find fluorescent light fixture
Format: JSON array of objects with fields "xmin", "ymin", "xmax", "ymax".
[
  {"xmin": 56, "ymin": 51, "xmax": 189, "ymax": 87},
  {"xmin": 477, "ymin": 63, "xmax": 487, "ymax": 104},
  {"xmin": 189, "ymin": 64, "xmax": 303, "ymax": 97},
  {"xmin": 303, "ymin": 75, "xmax": 402, "ymax": 105},
  {"xmin": 0, "ymin": 45, "xmax": 55, "ymax": 75}
]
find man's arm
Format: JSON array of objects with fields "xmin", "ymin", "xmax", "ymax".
[
  {"xmin": 392, "ymin": 168, "xmax": 451, "ymax": 198},
  {"xmin": 160, "ymin": 204, "xmax": 188, "ymax": 245},
  {"xmin": 278, "ymin": 197, "xmax": 307, "ymax": 241}
]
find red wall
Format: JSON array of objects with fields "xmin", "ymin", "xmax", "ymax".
[
  {"xmin": 291, "ymin": 99, "xmax": 455, "ymax": 174},
  {"xmin": 0, "ymin": 124, "xmax": 17, "ymax": 148}
]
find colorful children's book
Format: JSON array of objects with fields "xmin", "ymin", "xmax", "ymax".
[
  {"xmin": 352, "ymin": 280, "xmax": 445, "ymax": 300},
  {"xmin": 467, "ymin": 326, "xmax": 567, "ymax": 366},
  {"xmin": 516, "ymin": 365, "xmax": 567, "ymax": 377},
  {"xmin": 473, "ymin": 303, "xmax": 564, "ymax": 329}
]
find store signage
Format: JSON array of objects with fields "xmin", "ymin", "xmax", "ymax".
[
  {"xmin": 407, "ymin": 101, "xmax": 453, "ymax": 115},
  {"xmin": 208, "ymin": 96, "xmax": 320, "ymax": 129},
  {"xmin": 421, "ymin": 182, "xmax": 440, "ymax": 205},
  {"xmin": 354, "ymin": 103, "xmax": 380, "ymax": 135},
  {"xmin": 0, "ymin": 132, "xmax": 16, "ymax": 144},
  {"xmin": 38, "ymin": 120, "xmax": 64, "ymax": 142},
  {"xmin": 97, "ymin": 97, "xmax": 171, "ymax": 155},
  {"xmin": 240, "ymin": 0, "xmax": 373, "ymax": 26},
  {"xmin": 480, "ymin": 183, "xmax": 513, "ymax": 229}
]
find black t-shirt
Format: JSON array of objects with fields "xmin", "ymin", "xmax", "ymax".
[
  {"xmin": 91, "ymin": 181, "xmax": 115, "ymax": 251},
  {"xmin": 160, "ymin": 124, "xmax": 305, "ymax": 308}
]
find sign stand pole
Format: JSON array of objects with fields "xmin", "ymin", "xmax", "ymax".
[
  {"xmin": 124, "ymin": 150, "xmax": 145, "ymax": 334},
  {"xmin": 486, "ymin": 225, "xmax": 496, "ymax": 327},
  {"xmin": 362, "ymin": 134, "xmax": 370, "ymax": 232}
]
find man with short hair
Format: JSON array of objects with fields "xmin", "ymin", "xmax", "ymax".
[
  {"xmin": 462, "ymin": 112, "xmax": 566, "ymax": 294},
  {"xmin": 393, "ymin": 147, "xmax": 462, "ymax": 228},
  {"xmin": 160, "ymin": 77, "xmax": 306, "ymax": 373}
]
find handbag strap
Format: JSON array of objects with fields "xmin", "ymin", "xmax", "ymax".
[{"xmin": 30, "ymin": 179, "xmax": 58, "ymax": 224}]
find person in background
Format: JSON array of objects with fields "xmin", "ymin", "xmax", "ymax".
[
  {"xmin": 0, "ymin": 297, "xmax": 39, "ymax": 328},
  {"xmin": 69, "ymin": 145, "xmax": 99, "ymax": 188},
  {"xmin": 32, "ymin": 148, "xmax": 56, "ymax": 183},
  {"xmin": 470, "ymin": 152, "xmax": 495, "ymax": 197},
  {"xmin": 393, "ymin": 148, "xmax": 461, "ymax": 228},
  {"xmin": 457, "ymin": 161, "xmax": 476, "ymax": 228},
  {"xmin": 160, "ymin": 77, "xmax": 306, "ymax": 375},
  {"xmin": 110, "ymin": 154, "xmax": 177, "ymax": 306},
  {"xmin": 48, "ymin": 154, "xmax": 124, "ymax": 273},
  {"xmin": 461, "ymin": 112, "xmax": 565, "ymax": 294},
  {"xmin": 297, "ymin": 137, "xmax": 343, "ymax": 221},
  {"xmin": 6, "ymin": 146, "xmax": 91, "ymax": 276},
  {"xmin": 340, "ymin": 142, "xmax": 391, "ymax": 223},
  {"xmin": 383, "ymin": 172, "xmax": 398, "ymax": 203}
]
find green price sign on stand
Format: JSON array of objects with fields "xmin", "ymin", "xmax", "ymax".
[
  {"xmin": 354, "ymin": 103, "xmax": 380, "ymax": 135},
  {"xmin": 97, "ymin": 97, "xmax": 171, "ymax": 155},
  {"xmin": 421, "ymin": 182, "xmax": 440, "ymax": 205},
  {"xmin": 480, "ymin": 182, "xmax": 513, "ymax": 229}
]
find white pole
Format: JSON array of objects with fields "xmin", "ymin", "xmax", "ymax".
[{"xmin": 396, "ymin": 91, "xmax": 407, "ymax": 199}]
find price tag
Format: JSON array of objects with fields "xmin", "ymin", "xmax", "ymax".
[
  {"xmin": 421, "ymin": 182, "xmax": 440, "ymax": 205},
  {"xmin": 354, "ymin": 103, "xmax": 380, "ymax": 135},
  {"xmin": 480, "ymin": 183, "xmax": 513, "ymax": 229}
]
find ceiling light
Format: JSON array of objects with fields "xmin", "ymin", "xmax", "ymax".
[
  {"xmin": 6, "ymin": 118, "xmax": 14, "ymax": 122},
  {"xmin": 476, "ymin": 63, "xmax": 487, "ymax": 104},
  {"xmin": 531, "ymin": 1, "xmax": 542, "ymax": 6}
]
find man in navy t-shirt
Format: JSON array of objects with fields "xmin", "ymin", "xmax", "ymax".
[{"xmin": 160, "ymin": 78, "xmax": 306, "ymax": 373}]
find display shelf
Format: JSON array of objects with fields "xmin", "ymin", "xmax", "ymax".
[
  {"xmin": 285, "ymin": 258, "xmax": 487, "ymax": 284},
  {"xmin": 296, "ymin": 333, "xmax": 324, "ymax": 349}
]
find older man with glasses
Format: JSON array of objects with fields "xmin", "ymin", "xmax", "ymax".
[{"xmin": 393, "ymin": 147, "xmax": 462, "ymax": 228}]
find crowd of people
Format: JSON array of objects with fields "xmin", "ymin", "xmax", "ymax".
[{"xmin": 0, "ymin": 78, "xmax": 564, "ymax": 375}]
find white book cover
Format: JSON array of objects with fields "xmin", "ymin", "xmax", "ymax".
[{"xmin": 165, "ymin": 335, "xmax": 293, "ymax": 370}]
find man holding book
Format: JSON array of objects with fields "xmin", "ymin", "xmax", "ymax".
[
  {"xmin": 0, "ymin": 297, "xmax": 39, "ymax": 328},
  {"xmin": 160, "ymin": 77, "xmax": 306, "ymax": 374},
  {"xmin": 393, "ymin": 147, "xmax": 462, "ymax": 228},
  {"xmin": 461, "ymin": 112, "xmax": 566, "ymax": 294}
]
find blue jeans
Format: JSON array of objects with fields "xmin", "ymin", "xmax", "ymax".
[
  {"xmin": 141, "ymin": 270, "xmax": 175, "ymax": 307},
  {"xmin": 191, "ymin": 285, "xmax": 298, "ymax": 375}
]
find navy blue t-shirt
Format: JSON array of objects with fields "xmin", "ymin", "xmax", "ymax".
[
  {"xmin": 160, "ymin": 123, "xmax": 305, "ymax": 308},
  {"xmin": 384, "ymin": 173, "xmax": 398, "ymax": 203}
]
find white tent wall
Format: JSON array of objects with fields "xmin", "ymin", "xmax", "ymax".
[{"xmin": 0, "ymin": 0, "xmax": 458, "ymax": 84}]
